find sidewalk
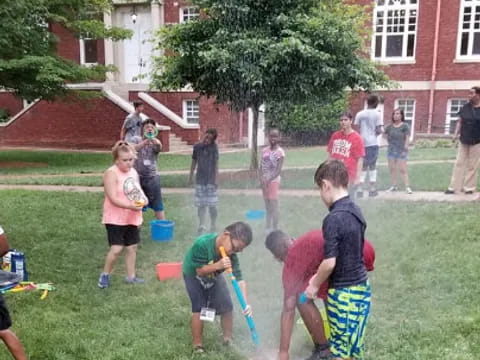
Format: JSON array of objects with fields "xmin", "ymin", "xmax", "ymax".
[
  {"xmin": 0, "ymin": 184, "xmax": 477, "ymax": 202},
  {"xmin": 0, "ymin": 159, "xmax": 456, "ymax": 180}
]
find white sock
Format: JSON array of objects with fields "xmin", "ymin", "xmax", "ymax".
[
  {"xmin": 359, "ymin": 171, "xmax": 367, "ymax": 184},
  {"xmin": 370, "ymin": 169, "xmax": 377, "ymax": 183}
]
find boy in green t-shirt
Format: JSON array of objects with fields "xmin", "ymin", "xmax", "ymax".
[{"xmin": 183, "ymin": 222, "xmax": 253, "ymax": 353}]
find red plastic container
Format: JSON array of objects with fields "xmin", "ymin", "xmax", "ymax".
[{"xmin": 156, "ymin": 262, "xmax": 182, "ymax": 281}]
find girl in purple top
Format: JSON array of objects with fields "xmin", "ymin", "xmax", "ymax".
[{"xmin": 259, "ymin": 128, "xmax": 285, "ymax": 233}]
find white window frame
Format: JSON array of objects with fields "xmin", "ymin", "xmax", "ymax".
[
  {"xmin": 79, "ymin": 38, "xmax": 98, "ymax": 66},
  {"xmin": 456, "ymin": 0, "xmax": 480, "ymax": 61},
  {"xmin": 445, "ymin": 99, "xmax": 468, "ymax": 134},
  {"xmin": 394, "ymin": 98, "xmax": 415, "ymax": 140},
  {"xmin": 183, "ymin": 99, "xmax": 199, "ymax": 124},
  {"xmin": 179, "ymin": 7, "xmax": 200, "ymax": 23},
  {"xmin": 372, "ymin": 0, "xmax": 419, "ymax": 63}
]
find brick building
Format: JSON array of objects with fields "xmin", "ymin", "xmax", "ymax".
[
  {"xmin": 0, "ymin": 0, "xmax": 251, "ymax": 151},
  {"xmin": 1, "ymin": 0, "xmax": 477, "ymax": 149},
  {"xmin": 351, "ymin": 0, "xmax": 480, "ymax": 138}
]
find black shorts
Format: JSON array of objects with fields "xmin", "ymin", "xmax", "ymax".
[
  {"xmin": 105, "ymin": 224, "xmax": 140, "ymax": 247},
  {"xmin": 184, "ymin": 274, "xmax": 233, "ymax": 314},
  {"xmin": 363, "ymin": 146, "xmax": 379, "ymax": 170},
  {"xmin": 0, "ymin": 294, "xmax": 12, "ymax": 331},
  {"xmin": 140, "ymin": 175, "xmax": 164, "ymax": 212}
]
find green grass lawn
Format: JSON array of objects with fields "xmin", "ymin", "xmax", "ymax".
[
  {"xmin": 0, "ymin": 190, "xmax": 479, "ymax": 359},
  {"xmin": 0, "ymin": 146, "xmax": 457, "ymax": 176},
  {"xmin": 0, "ymin": 161, "xmax": 459, "ymax": 192}
]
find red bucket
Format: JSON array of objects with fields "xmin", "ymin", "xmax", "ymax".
[{"xmin": 156, "ymin": 262, "xmax": 182, "ymax": 281}]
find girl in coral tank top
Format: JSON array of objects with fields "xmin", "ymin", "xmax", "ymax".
[{"xmin": 98, "ymin": 141, "xmax": 148, "ymax": 289}]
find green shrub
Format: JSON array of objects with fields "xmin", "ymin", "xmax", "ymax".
[
  {"xmin": 414, "ymin": 138, "xmax": 455, "ymax": 149},
  {"xmin": 265, "ymin": 95, "xmax": 348, "ymax": 145}
]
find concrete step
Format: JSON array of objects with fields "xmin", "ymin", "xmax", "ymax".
[
  {"xmin": 168, "ymin": 133, "xmax": 191, "ymax": 153},
  {"xmin": 108, "ymin": 85, "xmax": 130, "ymax": 102}
]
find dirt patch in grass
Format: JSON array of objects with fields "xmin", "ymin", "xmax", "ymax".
[{"xmin": 0, "ymin": 161, "xmax": 48, "ymax": 169}]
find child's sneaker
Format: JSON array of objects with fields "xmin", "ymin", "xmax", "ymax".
[
  {"xmin": 193, "ymin": 345, "xmax": 205, "ymax": 354},
  {"xmin": 406, "ymin": 187, "xmax": 413, "ymax": 194},
  {"xmin": 98, "ymin": 273, "xmax": 110, "ymax": 289},
  {"xmin": 356, "ymin": 191, "xmax": 364, "ymax": 199},
  {"xmin": 222, "ymin": 339, "xmax": 232, "ymax": 347},
  {"xmin": 125, "ymin": 276, "xmax": 145, "ymax": 285},
  {"xmin": 385, "ymin": 185, "xmax": 398, "ymax": 192},
  {"xmin": 305, "ymin": 343, "xmax": 330, "ymax": 360},
  {"xmin": 368, "ymin": 190, "xmax": 379, "ymax": 197}
]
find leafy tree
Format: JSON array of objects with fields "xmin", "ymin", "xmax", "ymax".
[
  {"xmin": 0, "ymin": 0, "xmax": 132, "ymax": 101},
  {"xmin": 152, "ymin": 0, "xmax": 388, "ymax": 169},
  {"xmin": 266, "ymin": 94, "xmax": 349, "ymax": 144}
]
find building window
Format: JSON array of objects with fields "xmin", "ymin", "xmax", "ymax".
[
  {"xmin": 446, "ymin": 99, "xmax": 468, "ymax": 134},
  {"xmin": 180, "ymin": 7, "xmax": 200, "ymax": 23},
  {"xmin": 457, "ymin": 0, "xmax": 480, "ymax": 59},
  {"xmin": 79, "ymin": 38, "xmax": 98, "ymax": 65},
  {"xmin": 372, "ymin": 0, "xmax": 418, "ymax": 61},
  {"xmin": 394, "ymin": 99, "xmax": 415, "ymax": 136},
  {"xmin": 23, "ymin": 99, "xmax": 36, "ymax": 109},
  {"xmin": 183, "ymin": 100, "xmax": 199, "ymax": 124}
]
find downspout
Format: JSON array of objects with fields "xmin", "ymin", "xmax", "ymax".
[
  {"xmin": 239, "ymin": 111, "xmax": 244, "ymax": 143},
  {"xmin": 427, "ymin": 0, "xmax": 442, "ymax": 134}
]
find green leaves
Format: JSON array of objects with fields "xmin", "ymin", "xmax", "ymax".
[
  {"xmin": 0, "ymin": 0, "xmax": 130, "ymax": 100},
  {"xmin": 153, "ymin": 0, "xmax": 388, "ymax": 113}
]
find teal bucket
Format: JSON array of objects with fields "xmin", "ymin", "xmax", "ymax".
[{"xmin": 150, "ymin": 220, "xmax": 175, "ymax": 242}]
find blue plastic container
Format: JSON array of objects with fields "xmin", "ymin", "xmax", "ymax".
[
  {"xmin": 10, "ymin": 251, "xmax": 28, "ymax": 281},
  {"xmin": 151, "ymin": 220, "xmax": 175, "ymax": 242},
  {"xmin": 245, "ymin": 210, "xmax": 266, "ymax": 220}
]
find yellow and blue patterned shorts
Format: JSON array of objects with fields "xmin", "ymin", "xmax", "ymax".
[{"xmin": 327, "ymin": 282, "xmax": 371, "ymax": 359}]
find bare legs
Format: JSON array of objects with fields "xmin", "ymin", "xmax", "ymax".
[
  {"xmin": 0, "ymin": 329, "xmax": 27, "ymax": 360},
  {"xmin": 155, "ymin": 210, "xmax": 166, "ymax": 220},
  {"xmin": 197, "ymin": 206, "xmax": 218, "ymax": 234},
  {"xmin": 297, "ymin": 301, "xmax": 328, "ymax": 346},
  {"xmin": 264, "ymin": 199, "xmax": 279, "ymax": 232},
  {"xmin": 388, "ymin": 158, "xmax": 409, "ymax": 189},
  {"xmin": 102, "ymin": 244, "xmax": 138, "ymax": 279},
  {"xmin": 191, "ymin": 311, "xmax": 232, "ymax": 347}
]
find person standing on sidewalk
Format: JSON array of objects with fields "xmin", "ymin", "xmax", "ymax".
[
  {"xmin": 354, "ymin": 94, "xmax": 383, "ymax": 198},
  {"xmin": 384, "ymin": 109, "xmax": 413, "ymax": 194},
  {"xmin": 445, "ymin": 87, "xmax": 480, "ymax": 195},
  {"xmin": 327, "ymin": 111, "xmax": 365, "ymax": 202}
]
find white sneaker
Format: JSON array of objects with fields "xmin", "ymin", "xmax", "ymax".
[
  {"xmin": 386, "ymin": 185, "xmax": 398, "ymax": 192},
  {"xmin": 406, "ymin": 187, "xmax": 413, "ymax": 194}
]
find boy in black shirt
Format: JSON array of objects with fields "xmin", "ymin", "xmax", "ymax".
[
  {"xmin": 306, "ymin": 160, "xmax": 371, "ymax": 360},
  {"xmin": 189, "ymin": 129, "xmax": 219, "ymax": 234}
]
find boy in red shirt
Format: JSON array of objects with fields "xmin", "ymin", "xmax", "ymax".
[
  {"xmin": 327, "ymin": 111, "xmax": 365, "ymax": 200},
  {"xmin": 265, "ymin": 230, "xmax": 375, "ymax": 360}
]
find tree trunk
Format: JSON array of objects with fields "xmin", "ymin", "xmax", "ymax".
[{"xmin": 250, "ymin": 106, "xmax": 259, "ymax": 171}]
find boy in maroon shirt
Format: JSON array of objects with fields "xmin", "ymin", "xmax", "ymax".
[{"xmin": 265, "ymin": 230, "xmax": 375, "ymax": 360}]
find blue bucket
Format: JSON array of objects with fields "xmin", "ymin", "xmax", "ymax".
[
  {"xmin": 245, "ymin": 210, "xmax": 266, "ymax": 220},
  {"xmin": 150, "ymin": 220, "xmax": 175, "ymax": 242}
]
